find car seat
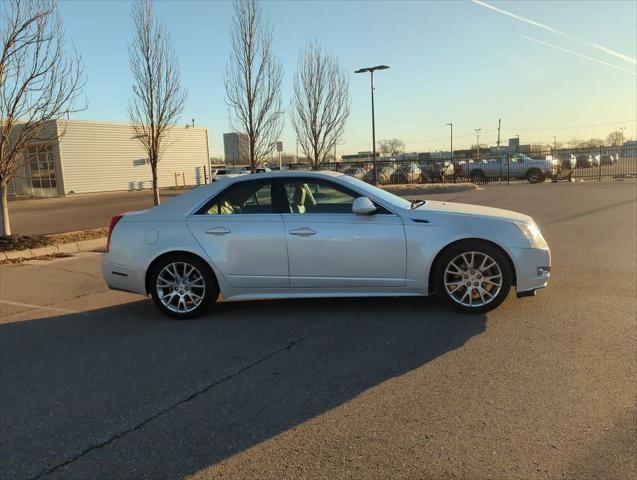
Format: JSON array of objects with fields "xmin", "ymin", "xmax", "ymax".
[{"xmin": 290, "ymin": 185, "xmax": 306, "ymax": 213}]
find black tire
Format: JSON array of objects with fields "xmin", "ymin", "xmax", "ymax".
[
  {"xmin": 434, "ymin": 240, "xmax": 513, "ymax": 313},
  {"xmin": 469, "ymin": 170, "xmax": 486, "ymax": 184},
  {"xmin": 149, "ymin": 253, "xmax": 218, "ymax": 319},
  {"xmin": 526, "ymin": 169, "xmax": 544, "ymax": 184}
]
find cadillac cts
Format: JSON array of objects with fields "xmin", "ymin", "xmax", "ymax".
[{"xmin": 103, "ymin": 171, "xmax": 551, "ymax": 319}]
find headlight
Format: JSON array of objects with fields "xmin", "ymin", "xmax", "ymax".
[{"xmin": 514, "ymin": 222, "xmax": 548, "ymax": 248}]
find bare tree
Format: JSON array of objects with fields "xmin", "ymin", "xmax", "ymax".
[
  {"xmin": 290, "ymin": 41, "xmax": 350, "ymax": 170},
  {"xmin": 607, "ymin": 130, "xmax": 624, "ymax": 146},
  {"xmin": 0, "ymin": 0, "xmax": 83, "ymax": 236},
  {"xmin": 129, "ymin": 0, "xmax": 186, "ymax": 206},
  {"xmin": 225, "ymin": 0, "xmax": 283, "ymax": 173},
  {"xmin": 378, "ymin": 138, "xmax": 404, "ymax": 156},
  {"xmin": 578, "ymin": 138, "xmax": 605, "ymax": 148}
]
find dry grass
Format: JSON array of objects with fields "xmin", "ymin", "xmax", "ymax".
[{"xmin": 0, "ymin": 227, "xmax": 108, "ymax": 253}]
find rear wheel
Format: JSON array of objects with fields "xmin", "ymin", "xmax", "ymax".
[
  {"xmin": 470, "ymin": 170, "xmax": 486, "ymax": 184},
  {"xmin": 149, "ymin": 254, "xmax": 218, "ymax": 319},
  {"xmin": 435, "ymin": 241, "xmax": 512, "ymax": 313},
  {"xmin": 526, "ymin": 169, "xmax": 544, "ymax": 184}
]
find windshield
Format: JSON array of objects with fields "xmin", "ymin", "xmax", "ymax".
[{"xmin": 339, "ymin": 175, "xmax": 412, "ymax": 209}]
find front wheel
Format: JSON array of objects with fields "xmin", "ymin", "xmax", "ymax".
[
  {"xmin": 149, "ymin": 254, "xmax": 218, "ymax": 319},
  {"xmin": 526, "ymin": 169, "xmax": 544, "ymax": 184},
  {"xmin": 434, "ymin": 241, "xmax": 513, "ymax": 313},
  {"xmin": 470, "ymin": 170, "xmax": 486, "ymax": 184}
]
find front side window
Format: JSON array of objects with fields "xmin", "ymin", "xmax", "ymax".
[
  {"xmin": 201, "ymin": 181, "xmax": 272, "ymax": 215},
  {"xmin": 283, "ymin": 180, "xmax": 357, "ymax": 214}
]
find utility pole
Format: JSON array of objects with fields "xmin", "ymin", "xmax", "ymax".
[
  {"xmin": 496, "ymin": 119, "xmax": 501, "ymax": 150},
  {"xmin": 553, "ymin": 136, "xmax": 557, "ymax": 151},
  {"xmin": 475, "ymin": 128, "xmax": 482, "ymax": 161},
  {"xmin": 296, "ymin": 138, "xmax": 299, "ymax": 164}
]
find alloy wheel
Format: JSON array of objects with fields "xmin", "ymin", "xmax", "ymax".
[
  {"xmin": 443, "ymin": 251, "xmax": 503, "ymax": 308},
  {"xmin": 156, "ymin": 262, "xmax": 206, "ymax": 314}
]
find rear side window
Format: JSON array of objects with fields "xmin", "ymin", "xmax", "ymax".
[{"xmin": 198, "ymin": 181, "xmax": 273, "ymax": 215}]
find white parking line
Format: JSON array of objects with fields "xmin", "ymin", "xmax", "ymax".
[{"xmin": 0, "ymin": 300, "xmax": 86, "ymax": 315}]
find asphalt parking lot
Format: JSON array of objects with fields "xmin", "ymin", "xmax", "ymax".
[{"xmin": 1, "ymin": 182, "xmax": 636, "ymax": 480}]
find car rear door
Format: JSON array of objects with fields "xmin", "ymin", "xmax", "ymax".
[
  {"xmin": 187, "ymin": 178, "xmax": 288, "ymax": 288},
  {"xmin": 280, "ymin": 177, "xmax": 406, "ymax": 288}
]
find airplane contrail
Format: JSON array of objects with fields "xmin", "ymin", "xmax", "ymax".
[
  {"xmin": 471, "ymin": 0, "xmax": 567, "ymax": 37},
  {"xmin": 591, "ymin": 44, "xmax": 637, "ymax": 66},
  {"xmin": 472, "ymin": 0, "xmax": 637, "ymax": 66},
  {"xmin": 522, "ymin": 35, "xmax": 636, "ymax": 76}
]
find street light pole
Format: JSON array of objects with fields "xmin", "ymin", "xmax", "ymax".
[
  {"xmin": 475, "ymin": 128, "xmax": 482, "ymax": 161},
  {"xmin": 355, "ymin": 65, "xmax": 389, "ymax": 185}
]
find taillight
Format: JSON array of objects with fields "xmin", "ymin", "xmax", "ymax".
[{"xmin": 106, "ymin": 214, "xmax": 125, "ymax": 252}]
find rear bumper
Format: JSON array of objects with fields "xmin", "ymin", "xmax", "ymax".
[
  {"xmin": 506, "ymin": 246, "xmax": 551, "ymax": 296},
  {"xmin": 102, "ymin": 254, "xmax": 147, "ymax": 295}
]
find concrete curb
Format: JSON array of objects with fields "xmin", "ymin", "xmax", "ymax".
[{"xmin": 1, "ymin": 237, "xmax": 106, "ymax": 262}]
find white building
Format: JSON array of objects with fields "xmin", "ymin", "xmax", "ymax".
[{"xmin": 9, "ymin": 119, "xmax": 210, "ymax": 197}]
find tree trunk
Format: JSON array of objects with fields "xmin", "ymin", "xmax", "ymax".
[
  {"xmin": 0, "ymin": 180, "xmax": 10, "ymax": 236},
  {"xmin": 151, "ymin": 162, "xmax": 160, "ymax": 205}
]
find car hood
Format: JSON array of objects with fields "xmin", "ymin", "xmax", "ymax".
[{"xmin": 414, "ymin": 200, "xmax": 533, "ymax": 224}]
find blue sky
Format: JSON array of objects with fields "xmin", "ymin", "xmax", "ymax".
[{"xmin": 59, "ymin": 0, "xmax": 637, "ymax": 157}]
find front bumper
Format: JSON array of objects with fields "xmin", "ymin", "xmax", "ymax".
[{"xmin": 506, "ymin": 246, "xmax": 551, "ymax": 296}]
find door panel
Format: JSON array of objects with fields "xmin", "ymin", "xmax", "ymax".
[
  {"xmin": 188, "ymin": 214, "xmax": 288, "ymax": 288},
  {"xmin": 283, "ymin": 213, "xmax": 406, "ymax": 287}
]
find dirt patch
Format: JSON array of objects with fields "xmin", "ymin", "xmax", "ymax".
[
  {"xmin": 0, "ymin": 235, "xmax": 51, "ymax": 252},
  {"xmin": 0, "ymin": 227, "xmax": 108, "ymax": 253}
]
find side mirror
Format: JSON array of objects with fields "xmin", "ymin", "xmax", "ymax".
[{"xmin": 352, "ymin": 196, "xmax": 377, "ymax": 215}]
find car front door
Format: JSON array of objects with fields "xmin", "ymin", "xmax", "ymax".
[
  {"xmin": 281, "ymin": 177, "xmax": 406, "ymax": 288},
  {"xmin": 187, "ymin": 179, "xmax": 288, "ymax": 288}
]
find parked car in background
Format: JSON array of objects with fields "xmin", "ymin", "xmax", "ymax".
[
  {"xmin": 576, "ymin": 154, "xmax": 594, "ymax": 168},
  {"xmin": 211, "ymin": 167, "xmax": 248, "ymax": 181},
  {"xmin": 557, "ymin": 153, "xmax": 577, "ymax": 171},
  {"xmin": 600, "ymin": 154, "xmax": 617, "ymax": 165},
  {"xmin": 394, "ymin": 162, "xmax": 422, "ymax": 183},
  {"xmin": 103, "ymin": 171, "xmax": 551, "ymax": 319},
  {"xmin": 368, "ymin": 164, "xmax": 399, "ymax": 184},
  {"xmin": 420, "ymin": 160, "xmax": 455, "ymax": 182},
  {"xmin": 591, "ymin": 155, "xmax": 601, "ymax": 167},
  {"xmin": 459, "ymin": 153, "xmax": 556, "ymax": 184},
  {"xmin": 242, "ymin": 166, "xmax": 271, "ymax": 173}
]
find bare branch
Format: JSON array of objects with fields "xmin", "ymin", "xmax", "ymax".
[{"xmin": 378, "ymin": 138, "xmax": 404, "ymax": 156}]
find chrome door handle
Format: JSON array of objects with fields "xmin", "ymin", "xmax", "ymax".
[
  {"xmin": 289, "ymin": 228, "xmax": 316, "ymax": 237},
  {"xmin": 205, "ymin": 227, "xmax": 231, "ymax": 235}
]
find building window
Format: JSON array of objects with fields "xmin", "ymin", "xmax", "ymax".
[{"xmin": 28, "ymin": 145, "xmax": 57, "ymax": 189}]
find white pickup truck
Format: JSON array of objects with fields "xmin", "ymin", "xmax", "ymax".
[{"xmin": 459, "ymin": 153, "xmax": 557, "ymax": 184}]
